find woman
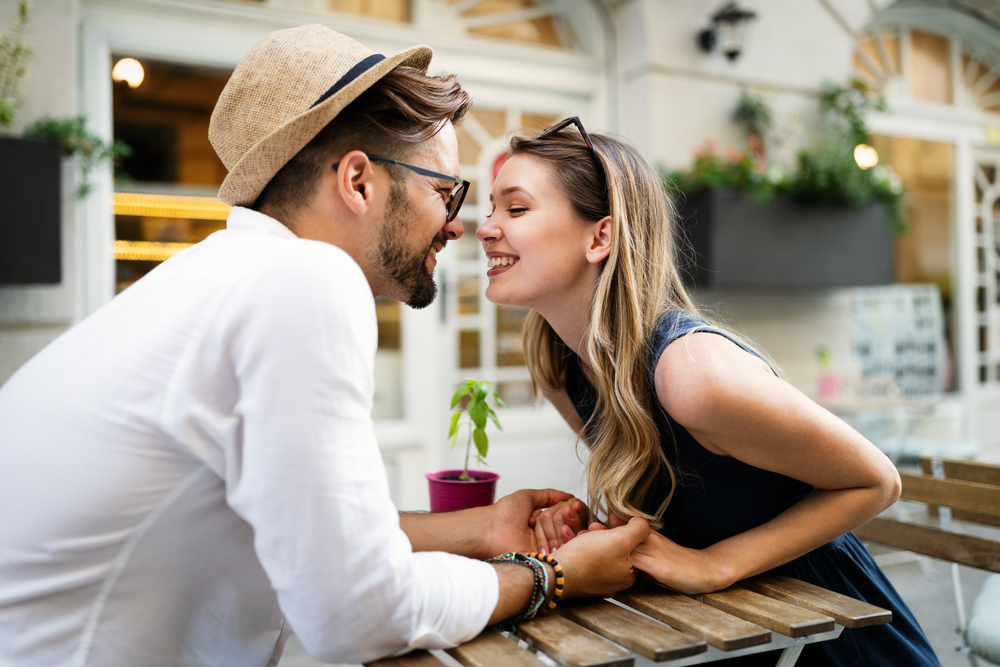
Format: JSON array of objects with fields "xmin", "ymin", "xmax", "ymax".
[{"xmin": 477, "ymin": 118, "xmax": 939, "ymax": 666}]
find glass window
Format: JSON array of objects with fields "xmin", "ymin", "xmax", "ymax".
[
  {"xmin": 497, "ymin": 305, "xmax": 529, "ymax": 367},
  {"xmin": 458, "ymin": 276, "xmax": 480, "ymax": 315},
  {"xmin": 911, "ymin": 30, "xmax": 952, "ymax": 105},
  {"xmin": 329, "ymin": 0, "xmax": 409, "ymax": 22},
  {"xmin": 459, "ymin": 330, "xmax": 481, "ymax": 368}
]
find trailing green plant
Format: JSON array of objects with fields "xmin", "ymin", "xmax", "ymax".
[
  {"xmin": 22, "ymin": 116, "xmax": 131, "ymax": 197},
  {"xmin": 0, "ymin": 0, "xmax": 32, "ymax": 130},
  {"xmin": 733, "ymin": 90, "xmax": 772, "ymax": 148},
  {"xmin": 789, "ymin": 78, "xmax": 905, "ymax": 232},
  {"xmin": 666, "ymin": 77, "xmax": 906, "ymax": 234},
  {"xmin": 817, "ymin": 77, "xmax": 886, "ymax": 146},
  {"xmin": 448, "ymin": 379, "xmax": 506, "ymax": 481}
]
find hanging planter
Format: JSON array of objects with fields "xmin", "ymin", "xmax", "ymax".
[
  {"xmin": 678, "ymin": 188, "xmax": 893, "ymax": 289},
  {"xmin": 0, "ymin": 136, "xmax": 62, "ymax": 284}
]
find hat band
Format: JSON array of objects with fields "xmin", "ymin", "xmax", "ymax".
[{"xmin": 309, "ymin": 53, "xmax": 386, "ymax": 109}]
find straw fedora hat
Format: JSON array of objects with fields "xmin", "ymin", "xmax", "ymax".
[{"xmin": 209, "ymin": 24, "xmax": 432, "ymax": 207}]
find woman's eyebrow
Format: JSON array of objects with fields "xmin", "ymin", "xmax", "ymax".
[{"xmin": 500, "ymin": 186, "xmax": 531, "ymax": 197}]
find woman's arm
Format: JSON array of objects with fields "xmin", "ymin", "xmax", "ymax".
[{"xmin": 630, "ymin": 331, "xmax": 901, "ymax": 594}]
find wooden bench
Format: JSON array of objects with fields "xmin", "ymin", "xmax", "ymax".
[
  {"xmin": 854, "ymin": 456, "xmax": 1000, "ymax": 664},
  {"xmin": 854, "ymin": 456, "xmax": 1000, "ymax": 574},
  {"xmin": 365, "ymin": 576, "xmax": 890, "ymax": 667}
]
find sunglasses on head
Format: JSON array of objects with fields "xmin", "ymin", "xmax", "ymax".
[{"xmin": 533, "ymin": 116, "xmax": 607, "ymax": 185}]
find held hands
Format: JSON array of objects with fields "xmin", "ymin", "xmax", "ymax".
[
  {"xmin": 483, "ymin": 489, "xmax": 589, "ymax": 557},
  {"xmin": 604, "ymin": 514, "xmax": 733, "ymax": 595},
  {"xmin": 529, "ymin": 497, "xmax": 590, "ymax": 554},
  {"xmin": 554, "ymin": 516, "xmax": 650, "ymax": 599}
]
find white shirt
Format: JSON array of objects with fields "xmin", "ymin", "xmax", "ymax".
[{"xmin": 0, "ymin": 207, "xmax": 498, "ymax": 667}]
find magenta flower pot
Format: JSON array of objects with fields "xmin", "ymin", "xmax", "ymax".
[{"xmin": 425, "ymin": 469, "xmax": 499, "ymax": 512}]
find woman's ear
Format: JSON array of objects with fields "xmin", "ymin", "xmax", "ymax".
[{"xmin": 585, "ymin": 215, "xmax": 613, "ymax": 264}]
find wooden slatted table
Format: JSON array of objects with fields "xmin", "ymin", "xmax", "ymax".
[{"xmin": 365, "ymin": 576, "xmax": 891, "ymax": 667}]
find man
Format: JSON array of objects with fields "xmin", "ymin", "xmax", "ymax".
[{"xmin": 0, "ymin": 25, "xmax": 648, "ymax": 666}]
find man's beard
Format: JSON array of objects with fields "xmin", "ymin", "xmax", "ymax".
[{"xmin": 372, "ymin": 182, "xmax": 445, "ymax": 309}]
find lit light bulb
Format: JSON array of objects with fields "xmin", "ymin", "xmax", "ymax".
[
  {"xmin": 112, "ymin": 58, "xmax": 144, "ymax": 88},
  {"xmin": 854, "ymin": 144, "xmax": 878, "ymax": 170}
]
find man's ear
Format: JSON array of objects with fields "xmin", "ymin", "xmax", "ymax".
[
  {"xmin": 334, "ymin": 150, "xmax": 377, "ymax": 216},
  {"xmin": 586, "ymin": 215, "xmax": 613, "ymax": 264}
]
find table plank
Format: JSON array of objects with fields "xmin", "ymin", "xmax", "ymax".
[
  {"xmin": 700, "ymin": 587, "xmax": 835, "ymax": 637},
  {"xmin": 516, "ymin": 612, "xmax": 634, "ymax": 667},
  {"xmin": 741, "ymin": 576, "xmax": 892, "ymax": 628},
  {"xmin": 557, "ymin": 599, "xmax": 707, "ymax": 661},
  {"xmin": 615, "ymin": 586, "xmax": 770, "ymax": 651},
  {"xmin": 365, "ymin": 650, "xmax": 449, "ymax": 667},
  {"xmin": 447, "ymin": 629, "xmax": 548, "ymax": 667}
]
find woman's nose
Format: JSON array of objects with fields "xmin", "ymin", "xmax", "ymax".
[{"xmin": 476, "ymin": 218, "xmax": 499, "ymax": 244}]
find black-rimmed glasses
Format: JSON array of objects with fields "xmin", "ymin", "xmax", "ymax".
[
  {"xmin": 534, "ymin": 116, "xmax": 606, "ymax": 184},
  {"xmin": 333, "ymin": 155, "xmax": 469, "ymax": 223}
]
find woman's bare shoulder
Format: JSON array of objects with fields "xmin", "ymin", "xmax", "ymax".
[{"xmin": 653, "ymin": 331, "xmax": 773, "ymax": 428}]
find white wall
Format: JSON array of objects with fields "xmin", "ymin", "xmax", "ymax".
[{"xmin": 0, "ymin": 0, "xmax": 81, "ymax": 386}]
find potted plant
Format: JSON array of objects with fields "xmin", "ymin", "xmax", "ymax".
[{"xmin": 425, "ymin": 379, "xmax": 506, "ymax": 512}]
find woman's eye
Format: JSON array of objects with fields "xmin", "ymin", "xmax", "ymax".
[{"xmin": 508, "ymin": 207, "xmax": 528, "ymax": 215}]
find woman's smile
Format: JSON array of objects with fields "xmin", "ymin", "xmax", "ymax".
[{"xmin": 486, "ymin": 252, "xmax": 519, "ymax": 276}]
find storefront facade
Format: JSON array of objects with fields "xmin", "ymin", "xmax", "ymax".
[{"xmin": 2, "ymin": 0, "xmax": 999, "ymax": 508}]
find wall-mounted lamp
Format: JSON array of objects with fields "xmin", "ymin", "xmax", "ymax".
[
  {"xmin": 698, "ymin": 2, "xmax": 758, "ymax": 62},
  {"xmin": 112, "ymin": 58, "xmax": 144, "ymax": 88},
  {"xmin": 854, "ymin": 144, "xmax": 879, "ymax": 170}
]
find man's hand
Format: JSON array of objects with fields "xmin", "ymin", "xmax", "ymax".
[
  {"xmin": 554, "ymin": 516, "xmax": 650, "ymax": 599},
  {"xmin": 482, "ymin": 489, "xmax": 587, "ymax": 557}
]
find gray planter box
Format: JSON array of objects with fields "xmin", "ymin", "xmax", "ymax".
[
  {"xmin": 678, "ymin": 189, "xmax": 893, "ymax": 288},
  {"xmin": 0, "ymin": 136, "xmax": 62, "ymax": 284}
]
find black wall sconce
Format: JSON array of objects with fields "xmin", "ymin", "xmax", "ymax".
[{"xmin": 698, "ymin": 2, "xmax": 758, "ymax": 61}]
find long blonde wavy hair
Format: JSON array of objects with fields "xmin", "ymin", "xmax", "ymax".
[{"xmin": 513, "ymin": 130, "xmax": 702, "ymax": 529}]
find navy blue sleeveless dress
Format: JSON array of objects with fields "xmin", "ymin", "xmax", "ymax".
[{"xmin": 564, "ymin": 310, "xmax": 940, "ymax": 666}]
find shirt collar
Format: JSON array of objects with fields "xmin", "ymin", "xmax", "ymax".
[{"xmin": 226, "ymin": 206, "xmax": 299, "ymax": 240}]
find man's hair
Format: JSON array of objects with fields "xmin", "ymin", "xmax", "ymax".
[{"xmin": 253, "ymin": 66, "xmax": 471, "ymax": 220}]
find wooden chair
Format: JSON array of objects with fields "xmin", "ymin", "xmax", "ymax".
[{"xmin": 854, "ymin": 456, "xmax": 1000, "ymax": 666}]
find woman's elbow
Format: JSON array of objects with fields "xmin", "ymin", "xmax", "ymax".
[{"xmin": 879, "ymin": 465, "xmax": 902, "ymax": 509}]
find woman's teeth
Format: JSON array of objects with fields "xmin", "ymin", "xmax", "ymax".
[{"xmin": 488, "ymin": 256, "xmax": 518, "ymax": 268}]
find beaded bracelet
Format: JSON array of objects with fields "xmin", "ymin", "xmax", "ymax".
[
  {"xmin": 485, "ymin": 552, "xmax": 550, "ymax": 632},
  {"xmin": 525, "ymin": 552, "xmax": 564, "ymax": 611}
]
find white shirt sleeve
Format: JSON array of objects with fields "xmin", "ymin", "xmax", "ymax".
[{"xmin": 207, "ymin": 242, "xmax": 498, "ymax": 664}]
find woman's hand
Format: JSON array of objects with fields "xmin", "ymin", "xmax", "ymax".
[
  {"xmin": 528, "ymin": 497, "xmax": 590, "ymax": 553},
  {"xmin": 628, "ymin": 530, "xmax": 733, "ymax": 594}
]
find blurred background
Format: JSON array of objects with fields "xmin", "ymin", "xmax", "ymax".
[
  {"xmin": 1, "ymin": 2, "xmax": 999, "ymax": 662},
  {"xmin": 2, "ymin": 0, "xmax": 999, "ymax": 503}
]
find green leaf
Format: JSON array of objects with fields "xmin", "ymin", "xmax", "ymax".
[
  {"xmin": 487, "ymin": 408, "xmax": 503, "ymax": 431},
  {"xmin": 450, "ymin": 384, "xmax": 471, "ymax": 409},
  {"xmin": 448, "ymin": 410, "xmax": 461, "ymax": 439},
  {"xmin": 468, "ymin": 399, "xmax": 488, "ymax": 430},
  {"xmin": 473, "ymin": 427, "xmax": 488, "ymax": 458},
  {"xmin": 473, "ymin": 383, "xmax": 488, "ymax": 402},
  {"xmin": 492, "ymin": 392, "xmax": 508, "ymax": 408}
]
